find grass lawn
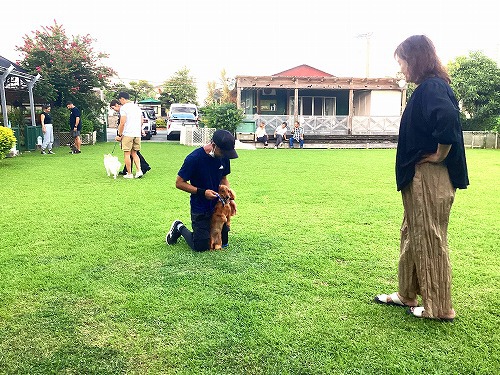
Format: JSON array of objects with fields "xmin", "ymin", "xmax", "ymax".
[{"xmin": 0, "ymin": 142, "xmax": 498, "ymax": 374}]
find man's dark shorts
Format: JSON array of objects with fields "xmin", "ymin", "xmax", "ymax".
[{"xmin": 71, "ymin": 130, "xmax": 81, "ymax": 138}]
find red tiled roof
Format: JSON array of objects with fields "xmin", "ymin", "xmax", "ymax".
[{"xmin": 272, "ymin": 64, "xmax": 334, "ymax": 77}]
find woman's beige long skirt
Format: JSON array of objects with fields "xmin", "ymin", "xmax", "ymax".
[{"xmin": 398, "ymin": 162, "xmax": 456, "ymax": 318}]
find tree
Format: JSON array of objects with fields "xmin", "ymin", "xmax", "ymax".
[
  {"xmin": 159, "ymin": 67, "xmax": 197, "ymax": 109},
  {"xmin": 129, "ymin": 80, "xmax": 156, "ymax": 101},
  {"xmin": 205, "ymin": 69, "xmax": 236, "ymax": 105},
  {"xmin": 103, "ymin": 82, "xmax": 129, "ymax": 103},
  {"xmin": 16, "ymin": 21, "xmax": 115, "ymax": 126},
  {"xmin": 200, "ymin": 103, "xmax": 244, "ymax": 134},
  {"xmin": 204, "ymin": 81, "xmax": 217, "ymax": 107},
  {"xmin": 448, "ymin": 52, "xmax": 500, "ymax": 131}
]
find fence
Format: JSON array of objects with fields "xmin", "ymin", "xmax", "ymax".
[
  {"xmin": 180, "ymin": 126, "xmax": 216, "ymax": 146},
  {"xmin": 463, "ymin": 131, "xmax": 499, "ymax": 149},
  {"xmin": 57, "ymin": 131, "xmax": 97, "ymax": 146}
]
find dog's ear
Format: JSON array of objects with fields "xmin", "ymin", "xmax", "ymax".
[{"xmin": 228, "ymin": 188, "xmax": 235, "ymax": 200}]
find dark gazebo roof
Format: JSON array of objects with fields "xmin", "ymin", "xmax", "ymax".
[
  {"xmin": 1, "ymin": 56, "xmax": 40, "ymax": 127},
  {"xmin": 0, "ymin": 56, "xmax": 37, "ymax": 91},
  {"xmin": 0, "ymin": 56, "xmax": 27, "ymax": 72}
]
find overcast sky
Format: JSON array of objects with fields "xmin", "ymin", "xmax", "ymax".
[{"xmin": 2, "ymin": 0, "xmax": 499, "ymax": 102}]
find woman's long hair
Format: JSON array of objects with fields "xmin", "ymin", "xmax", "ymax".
[{"xmin": 395, "ymin": 35, "xmax": 450, "ymax": 84}]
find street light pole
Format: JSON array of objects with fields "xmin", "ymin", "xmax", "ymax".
[{"xmin": 357, "ymin": 32, "xmax": 373, "ymax": 77}]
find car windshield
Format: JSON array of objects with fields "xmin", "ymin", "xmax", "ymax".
[
  {"xmin": 171, "ymin": 113, "xmax": 196, "ymax": 120},
  {"xmin": 172, "ymin": 107, "xmax": 196, "ymax": 115}
]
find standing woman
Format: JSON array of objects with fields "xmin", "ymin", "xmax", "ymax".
[
  {"xmin": 40, "ymin": 105, "xmax": 54, "ymax": 154},
  {"xmin": 374, "ymin": 35, "xmax": 469, "ymax": 321}
]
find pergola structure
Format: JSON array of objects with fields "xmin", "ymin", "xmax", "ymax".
[
  {"xmin": 0, "ymin": 56, "xmax": 40, "ymax": 128},
  {"xmin": 235, "ymin": 65, "xmax": 407, "ymax": 119},
  {"xmin": 234, "ymin": 65, "xmax": 407, "ymax": 135}
]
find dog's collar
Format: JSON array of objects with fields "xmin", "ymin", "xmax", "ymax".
[{"xmin": 215, "ymin": 193, "xmax": 230, "ymax": 206}]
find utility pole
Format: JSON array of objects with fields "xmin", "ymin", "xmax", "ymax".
[{"xmin": 357, "ymin": 32, "xmax": 373, "ymax": 77}]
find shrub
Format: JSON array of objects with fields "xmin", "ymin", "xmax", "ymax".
[
  {"xmin": 155, "ymin": 117, "xmax": 166, "ymax": 128},
  {"xmin": 199, "ymin": 103, "xmax": 244, "ymax": 133},
  {"xmin": 0, "ymin": 126, "xmax": 16, "ymax": 159},
  {"xmin": 7, "ymin": 108, "xmax": 25, "ymax": 127}
]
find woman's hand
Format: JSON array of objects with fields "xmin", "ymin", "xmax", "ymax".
[{"xmin": 418, "ymin": 144, "xmax": 452, "ymax": 164}]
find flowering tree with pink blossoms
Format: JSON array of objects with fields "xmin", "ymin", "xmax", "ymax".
[{"xmin": 16, "ymin": 21, "xmax": 115, "ymax": 131}]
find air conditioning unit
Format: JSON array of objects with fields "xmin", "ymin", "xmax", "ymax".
[{"xmin": 261, "ymin": 88, "xmax": 276, "ymax": 96}]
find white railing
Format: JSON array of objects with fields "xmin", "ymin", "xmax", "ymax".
[
  {"xmin": 351, "ymin": 116, "xmax": 400, "ymax": 135},
  {"xmin": 249, "ymin": 115, "xmax": 401, "ymax": 135}
]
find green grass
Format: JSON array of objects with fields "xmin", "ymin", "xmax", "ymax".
[{"xmin": 0, "ymin": 143, "xmax": 499, "ymax": 374}]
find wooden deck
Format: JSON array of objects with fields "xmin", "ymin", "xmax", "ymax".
[{"xmin": 237, "ymin": 134, "xmax": 398, "ymax": 149}]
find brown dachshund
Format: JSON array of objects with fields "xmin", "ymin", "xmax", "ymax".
[{"xmin": 209, "ymin": 184, "xmax": 236, "ymax": 250}]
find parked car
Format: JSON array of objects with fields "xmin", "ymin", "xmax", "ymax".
[
  {"xmin": 166, "ymin": 103, "xmax": 199, "ymax": 140},
  {"xmin": 141, "ymin": 108, "xmax": 157, "ymax": 140}
]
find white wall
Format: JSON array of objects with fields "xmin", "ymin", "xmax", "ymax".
[{"xmin": 370, "ymin": 90, "xmax": 402, "ymax": 116}]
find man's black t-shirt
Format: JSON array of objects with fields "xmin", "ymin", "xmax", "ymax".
[
  {"xmin": 69, "ymin": 107, "xmax": 81, "ymax": 130},
  {"xmin": 178, "ymin": 147, "xmax": 231, "ymax": 214}
]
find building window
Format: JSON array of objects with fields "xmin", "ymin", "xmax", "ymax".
[{"xmin": 290, "ymin": 96, "xmax": 336, "ymax": 116}]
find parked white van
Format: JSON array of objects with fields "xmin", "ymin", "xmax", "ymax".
[{"xmin": 166, "ymin": 103, "xmax": 199, "ymax": 140}]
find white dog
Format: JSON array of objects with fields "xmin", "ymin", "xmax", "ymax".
[{"xmin": 104, "ymin": 154, "xmax": 121, "ymax": 179}]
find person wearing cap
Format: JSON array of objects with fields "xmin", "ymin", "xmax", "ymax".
[{"xmin": 166, "ymin": 129, "xmax": 238, "ymax": 251}]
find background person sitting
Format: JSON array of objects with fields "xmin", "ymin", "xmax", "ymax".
[
  {"xmin": 274, "ymin": 121, "xmax": 288, "ymax": 148},
  {"xmin": 255, "ymin": 121, "xmax": 269, "ymax": 148},
  {"xmin": 289, "ymin": 120, "xmax": 304, "ymax": 148}
]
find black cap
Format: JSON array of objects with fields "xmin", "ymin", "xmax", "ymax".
[{"xmin": 213, "ymin": 129, "xmax": 238, "ymax": 159}]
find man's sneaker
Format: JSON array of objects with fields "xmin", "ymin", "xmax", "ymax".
[
  {"xmin": 41, "ymin": 150, "xmax": 46, "ymax": 154},
  {"xmin": 166, "ymin": 220, "xmax": 183, "ymax": 245},
  {"xmin": 48, "ymin": 150, "xmax": 54, "ymax": 154},
  {"xmin": 135, "ymin": 170, "xmax": 143, "ymax": 179},
  {"xmin": 123, "ymin": 173, "xmax": 134, "ymax": 179}
]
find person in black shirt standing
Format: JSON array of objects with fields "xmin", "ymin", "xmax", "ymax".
[
  {"xmin": 66, "ymin": 101, "xmax": 82, "ymax": 154},
  {"xmin": 374, "ymin": 35, "xmax": 469, "ymax": 322}
]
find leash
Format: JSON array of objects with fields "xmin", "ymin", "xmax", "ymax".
[
  {"xmin": 111, "ymin": 139, "xmax": 118, "ymax": 154},
  {"xmin": 215, "ymin": 193, "xmax": 230, "ymax": 205}
]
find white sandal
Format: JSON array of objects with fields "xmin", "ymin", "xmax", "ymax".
[
  {"xmin": 374, "ymin": 292, "xmax": 408, "ymax": 307},
  {"xmin": 408, "ymin": 306, "xmax": 455, "ymax": 322}
]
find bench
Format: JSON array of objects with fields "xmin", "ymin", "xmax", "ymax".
[{"xmin": 236, "ymin": 133, "xmax": 399, "ymax": 149}]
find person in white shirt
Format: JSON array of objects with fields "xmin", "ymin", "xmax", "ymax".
[
  {"xmin": 273, "ymin": 121, "xmax": 288, "ymax": 148},
  {"xmin": 115, "ymin": 92, "xmax": 143, "ymax": 178},
  {"xmin": 255, "ymin": 121, "xmax": 269, "ymax": 148}
]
